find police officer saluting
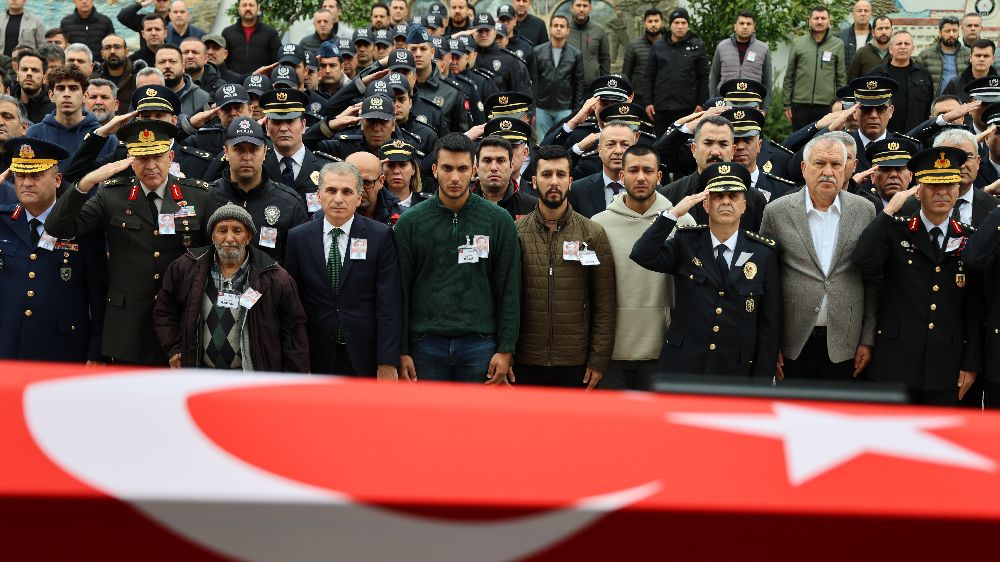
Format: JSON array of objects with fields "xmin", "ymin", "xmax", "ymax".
[
  {"xmin": 208, "ymin": 117, "xmax": 308, "ymax": 264},
  {"xmin": 852, "ymin": 146, "xmax": 983, "ymax": 405},
  {"xmin": 0, "ymin": 138, "xmax": 107, "ymax": 362},
  {"xmin": 630, "ymin": 162, "xmax": 782, "ymax": 378},
  {"xmin": 45, "ymin": 120, "xmax": 218, "ymax": 366}
]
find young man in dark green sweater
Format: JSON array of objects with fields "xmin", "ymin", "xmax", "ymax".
[{"xmin": 395, "ymin": 133, "xmax": 522, "ymax": 384}]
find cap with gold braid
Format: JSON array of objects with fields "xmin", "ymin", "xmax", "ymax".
[
  {"xmin": 850, "ymin": 76, "xmax": 898, "ymax": 107},
  {"xmin": 598, "ymin": 102, "xmax": 647, "ymax": 127},
  {"xmin": 259, "ymin": 88, "xmax": 310, "ymax": 120},
  {"xmin": 484, "ymin": 91, "xmax": 531, "ymax": 119},
  {"xmin": 720, "ymin": 107, "xmax": 764, "ymax": 137},
  {"xmin": 864, "ymin": 137, "xmax": 918, "ymax": 168},
  {"xmin": 483, "ymin": 116, "xmax": 531, "ymax": 144},
  {"xmin": 907, "ymin": 146, "xmax": 966, "ymax": 185},
  {"xmin": 118, "ymin": 120, "xmax": 177, "ymax": 157},
  {"xmin": 130, "ymin": 84, "xmax": 180, "ymax": 114},
  {"xmin": 720, "ymin": 78, "xmax": 766, "ymax": 107},
  {"xmin": 380, "ymin": 139, "xmax": 418, "ymax": 162},
  {"xmin": 698, "ymin": 161, "xmax": 750, "ymax": 192},
  {"xmin": 4, "ymin": 137, "xmax": 68, "ymax": 173}
]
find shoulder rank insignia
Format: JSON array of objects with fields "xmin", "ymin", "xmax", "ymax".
[
  {"xmin": 769, "ymin": 139, "xmax": 795, "ymax": 155},
  {"xmin": 676, "ymin": 223, "xmax": 709, "ymax": 230},
  {"xmin": 744, "ymin": 230, "xmax": 776, "ymax": 247},
  {"xmin": 102, "ymin": 177, "xmax": 132, "ymax": 187},
  {"xmin": 907, "ymin": 216, "xmax": 919, "ymax": 231},
  {"xmin": 178, "ymin": 177, "xmax": 211, "ymax": 190},
  {"xmin": 765, "ymin": 172, "xmax": 796, "ymax": 185}
]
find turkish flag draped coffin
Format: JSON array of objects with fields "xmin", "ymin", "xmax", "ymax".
[{"xmin": 2, "ymin": 361, "xmax": 1000, "ymax": 561}]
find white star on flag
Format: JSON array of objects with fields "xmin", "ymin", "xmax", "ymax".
[{"xmin": 669, "ymin": 403, "xmax": 996, "ymax": 485}]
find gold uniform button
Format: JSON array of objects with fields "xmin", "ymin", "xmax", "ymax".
[
  {"xmin": 689, "ymin": 274, "xmax": 694, "ymax": 280},
  {"xmin": 28, "ymin": 272, "xmax": 35, "ymax": 279},
  {"xmin": 29, "ymin": 253, "xmax": 37, "ymax": 260},
  {"xmin": 935, "ymin": 266, "xmax": 941, "ymax": 272},
  {"xmin": 995, "ymin": 329, "xmax": 999, "ymax": 334},
  {"xmin": 718, "ymin": 291, "xmax": 725, "ymax": 297},
  {"xmin": 154, "ymin": 251, "xmax": 160, "ymax": 258},
  {"xmin": 26, "ymin": 290, "xmax": 34, "ymax": 297},
  {"xmin": 24, "ymin": 309, "xmax": 32, "ymax": 317},
  {"xmin": 932, "ymin": 284, "xmax": 939, "ymax": 292},
  {"xmin": 877, "ymin": 329, "xmax": 882, "ymax": 335},
  {"xmin": 712, "ymin": 325, "xmax": 720, "ymax": 333},
  {"xmin": 930, "ymin": 304, "xmax": 937, "ymax": 311},
  {"xmin": 715, "ymin": 308, "xmax": 723, "ymax": 315},
  {"xmin": 153, "ymin": 230, "xmax": 159, "ymax": 236},
  {"xmin": 907, "ymin": 259, "xmax": 913, "ymax": 265},
  {"xmin": 121, "ymin": 222, "xmax": 126, "ymax": 228},
  {"xmin": 928, "ymin": 322, "xmax": 935, "ymax": 330},
  {"xmin": 153, "ymin": 273, "xmax": 160, "ymax": 280},
  {"xmin": 63, "ymin": 259, "xmax": 68, "ymax": 264},
  {"xmin": 70, "ymin": 325, "xmax": 76, "ymax": 331},
  {"xmin": 709, "ymin": 343, "xmax": 716, "ymax": 350}
]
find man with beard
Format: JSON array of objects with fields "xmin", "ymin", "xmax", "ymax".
[
  {"xmin": 94, "ymin": 34, "xmax": 136, "ymax": 114},
  {"xmin": 202, "ymin": 35, "xmax": 241, "ymax": 84},
  {"xmin": 863, "ymin": 137, "xmax": 917, "ymax": 212},
  {"xmin": 849, "ymin": 15, "xmax": 893, "ymax": 81},
  {"xmin": 472, "ymin": 133, "xmax": 536, "ymax": 219},
  {"xmin": 660, "ymin": 115, "xmax": 766, "ymax": 231},
  {"xmin": 408, "ymin": 25, "xmax": 469, "ymax": 133},
  {"xmin": 345, "ymin": 151, "xmax": 401, "ymax": 226},
  {"xmin": 13, "ymin": 50, "xmax": 54, "ymax": 123},
  {"xmin": 181, "ymin": 37, "xmax": 226, "ymax": 94},
  {"xmin": 917, "ymin": 16, "xmax": 970, "ymax": 96},
  {"xmin": 221, "ymin": 0, "xmax": 280, "ymax": 75},
  {"xmin": 370, "ymin": 3, "xmax": 390, "ymax": 31},
  {"xmin": 27, "ymin": 64, "xmax": 114, "ymax": 168},
  {"xmin": 60, "ymin": 0, "xmax": 116, "ymax": 64},
  {"xmin": 155, "ymin": 202, "xmax": 309, "ymax": 372},
  {"xmin": 471, "ymin": 14, "xmax": 533, "ymax": 99},
  {"xmin": 166, "ymin": 1, "xmax": 204, "ymax": 46},
  {"xmin": 622, "ymin": 9, "xmax": 662, "ymax": 114},
  {"xmin": 0, "ymin": 95, "xmax": 29, "ymax": 171},
  {"xmin": 446, "ymin": 0, "xmax": 473, "ymax": 35},
  {"xmin": 567, "ymin": 0, "xmax": 609, "ymax": 86},
  {"xmin": 513, "ymin": 144, "xmax": 615, "ymax": 388},
  {"xmin": 381, "ymin": 139, "xmax": 429, "ymax": 211},
  {"xmin": 207, "ymin": 117, "xmax": 307, "ymax": 263},
  {"xmin": 592, "ymin": 144, "xmax": 695, "ymax": 390},
  {"xmin": 45, "ymin": 119, "xmax": 218, "ymax": 366},
  {"xmin": 84, "ymin": 79, "xmax": 119, "ymax": 125},
  {"xmin": 722, "ymin": 107, "xmax": 795, "ymax": 203},
  {"xmin": 130, "ymin": 15, "xmax": 167, "ymax": 67},
  {"xmin": 631, "ymin": 161, "xmax": 781, "ymax": 379},
  {"xmin": 569, "ymin": 120, "xmax": 636, "ymax": 218},
  {"xmin": 156, "ymin": 43, "xmax": 211, "ymax": 117}
]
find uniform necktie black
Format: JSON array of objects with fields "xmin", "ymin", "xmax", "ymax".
[
  {"xmin": 146, "ymin": 190, "xmax": 159, "ymax": 220},
  {"xmin": 716, "ymin": 244, "xmax": 729, "ymax": 277},
  {"xmin": 281, "ymin": 156, "xmax": 296, "ymax": 187},
  {"xmin": 28, "ymin": 218, "xmax": 41, "ymax": 248},
  {"xmin": 929, "ymin": 226, "xmax": 943, "ymax": 261},
  {"xmin": 952, "ymin": 199, "xmax": 965, "ymax": 222}
]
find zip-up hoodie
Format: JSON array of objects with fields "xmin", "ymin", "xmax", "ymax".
[
  {"xmin": 591, "ymin": 192, "xmax": 695, "ymax": 360},
  {"xmin": 26, "ymin": 111, "xmax": 114, "ymax": 167}
]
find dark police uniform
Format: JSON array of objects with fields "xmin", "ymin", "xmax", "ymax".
[
  {"xmin": 45, "ymin": 120, "xmax": 218, "ymax": 366},
  {"xmin": 472, "ymin": 14, "xmax": 533, "ymax": 98},
  {"xmin": 630, "ymin": 162, "xmax": 782, "ymax": 377},
  {"xmin": 0, "ymin": 138, "xmax": 107, "ymax": 362},
  {"xmin": 718, "ymin": 78, "xmax": 793, "ymax": 178},
  {"xmin": 852, "ymin": 146, "xmax": 983, "ymax": 405}
]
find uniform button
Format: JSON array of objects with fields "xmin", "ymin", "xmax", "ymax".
[
  {"xmin": 824, "ymin": 281, "xmax": 831, "ymax": 287},
  {"xmin": 718, "ymin": 291, "xmax": 725, "ymax": 296},
  {"xmin": 814, "ymin": 306, "xmax": 820, "ymax": 312},
  {"xmin": 877, "ymin": 329, "xmax": 882, "ymax": 335},
  {"xmin": 709, "ymin": 343, "xmax": 716, "ymax": 350},
  {"xmin": 154, "ymin": 251, "xmax": 160, "ymax": 258},
  {"xmin": 689, "ymin": 274, "xmax": 694, "ymax": 280},
  {"xmin": 121, "ymin": 222, "xmax": 126, "ymax": 227},
  {"xmin": 715, "ymin": 307, "xmax": 722, "ymax": 315},
  {"xmin": 153, "ymin": 230, "xmax": 159, "ymax": 236},
  {"xmin": 24, "ymin": 309, "xmax": 32, "ymax": 317},
  {"xmin": 153, "ymin": 273, "xmax": 160, "ymax": 280},
  {"xmin": 26, "ymin": 290, "xmax": 33, "ymax": 297},
  {"xmin": 28, "ymin": 272, "xmax": 35, "ymax": 279},
  {"xmin": 29, "ymin": 253, "xmax": 37, "ymax": 260},
  {"xmin": 995, "ymin": 329, "xmax": 999, "ymax": 334},
  {"xmin": 907, "ymin": 259, "xmax": 912, "ymax": 265},
  {"xmin": 930, "ymin": 304, "xmax": 937, "ymax": 311},
  {"xmin": 712, "ymin": 325, "xmax": 720, "ymax": 333},
  {"xmin": 928, "ymin": 322, "xmax": 935, "ymax": 330},
  {"xmin": 70, "ymin": 325, "xmax": 76, "ymax": 331},
  {"xmin": 63, "ymin": 259, "xmax": 68, "ymax": 264},
  {"xmin": 935, "ymin": 266, "xmax": 941, "ymax": 272},
  {"xmin": 932, "ymin": 284, "xmax": 939, "ymax": 292}
]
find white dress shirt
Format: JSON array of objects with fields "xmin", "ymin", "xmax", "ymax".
[
  {"xmin": 710, "ymin": 230, "xmax": 737, "ymax": 268},
  {"xmin": 858, "ymin": 130, "xmax": 887, "ymax": 149},
  {"xmin": 920, "ymin": 210, "xmax": 949, "ymax": 249},
  {"xmin": 602, "ymin": 173, "xmax": 619, "ymax": 207},
  {"xmin": 278, "ymin": 144, "xmax": 307, "ymax": 181},
  {"xmin": 804, "ymin": 189, "xmax": 841, "ymax": 326},
  {"xmin": 323, "ymin": 215, "xmax": 354, "ymax": 264},
  {"xmin": 954, "ymin": 188, "xmax": 974, "ymax": 224}
]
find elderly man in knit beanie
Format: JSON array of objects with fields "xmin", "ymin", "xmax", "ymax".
[{"xmin": 154, "ymin": 203, "xmax": 310, "ymax": 372}]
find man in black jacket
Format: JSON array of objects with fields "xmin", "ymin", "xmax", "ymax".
[
  {"xmin": 472, "ymin": 13, "xmax": 533, "ymax": 99},
  {"xmin": 60, "ymin": 0, "xmax": 116, "ymax": 63},
  {"xmin": 512, "ymin": 0, "xmax": 548, "ymax": 47},
  {"xmin": 532, "ymin": 15, "xmax": 584, "ymax": 141},
  {"xmin": 472, "ymin": 127, "xmax": 537, "ymax": 219},
  {"xmin": 221, "ymin": 0, "xmax": 280, "ymax": 75},
  {"xmin": 644, "ymin": 8, "xmax": 708, "ymax": 137}
]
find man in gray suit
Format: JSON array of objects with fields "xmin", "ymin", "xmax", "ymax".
[{"xmin": 760, "ymin": 133, "xmax": 878, "ymax": 380}]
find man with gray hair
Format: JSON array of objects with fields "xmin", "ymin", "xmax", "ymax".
[
  {"xmin": 0, "ymin": 94, "xmax": 30, "ymax": 172},
  {"xmin": 64, "ymin": 43, "xmax": 94, "ymax": 76},
  {"xmin": 155, "ymin": 202, "xmax": 309, "ymax": 372},
  {"xmin": 284, "ymin": 161, "xmax": 402, "ymax": 379},
  {"xmin": 135, "ymin": 66, "xmax": 166, "ymax": 87},
  {"xmin": 84, "ymin": 78, "xmax": 119, "ymax": 125},
  {"xmin": 760, "ymin": 133, "xmax": 878, "ymax": 381}
]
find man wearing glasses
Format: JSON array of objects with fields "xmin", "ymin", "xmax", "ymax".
[{"xmin": 93, "ymin": 34, "xmax": 136, "ymax": 115}]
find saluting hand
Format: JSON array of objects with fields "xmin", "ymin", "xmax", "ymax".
[
  {"xmin": 94, "ymin": 110, "xmax": 139, "ymax": 138},
  {"xmin": 361, "ymin": 68, "xmax": 391, "ymax": 86},
  {"xmin": 882, "ymin": 185, "xmax": 918, "ymax": 217},
  {"xmin": 464, "ymin": 123, "xmax": 486, "ymax": 140},
  {"xmin": 852, "ymin": 165, "xmax": 877, "ymax": 185},
  {"xmin": 189, "ymin": 106, "xmax": 221, "ymax": 129},
  {"xmin": 669, "ymin": 190, "xmax": 709, "ymax": 219},
  {"xmin": 78, "ymin": 157, "xmax": 135, "ymax": 193},
  {"xmin": 328, "ymin": 103, "xmax": 362, "ymax": 132},
  {"xmin": 0, "ymin": 167, "xmax": 10, "ymax": 185}
]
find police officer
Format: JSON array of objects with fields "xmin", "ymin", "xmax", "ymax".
[
  {"xmin": 182, "ymin": 84, "xmax": 254, "ymax": 156},
  {"xmin": 481, "ymin": 99, "xmax": 536, "ymax": 192},
  {"xmin": 496, "ymin": 4, "xmax": 535, "ymax": 76},
  {"xmin": 721, "ymin": 107, "xmax": 796, "ymax": 203},
  {"xmin": 541, "ymin": 75, "xmax": 633, "ymax": 151},
  {"xmin": 863, "ymin": 137, "xmax": 919, "ymax": 212},
  {"xmin": 209, "ymin": 117, "xmax": 308, "ymax": 263},
  {"xmin": 852, "ymin": 146, "xmax": 983, "ymax": 405},
  {"xmin": 315, "ymin": 94, "xmax": 406, "ymax": 162},
  {"xmin": 0, "ymin": 138, "xmax": 107, "ymax": 362},
  {"xmin": 472, "ymin": 122, "xmax": 537, "ymax": 218},
  {"xmin": 407, "ymin": 24, "xmax": 470, "ymax": 132},
  {"xmin": 45, "ymin": 120, "xmax": 218, "ymax": 366},
  {"xmin": 244, "ymin": 74, "xmax": 272, "ymax": 121},
  {"xmin": 382, "ymin": 139, "xmax": 431, "ymax": 211},
  {"xmin": 718, "ymin": 78, "xmax": 794, "ymax": 179},
  {"xmin": 630, "ymin": 161, "xmax": 781, "ymax": 378},
  {"xmin": 337, "ymin": 37, "xmax": 358, "ymax": 80},
  {"xmin": 62, "ymin": 85, "xmax": 214, "ymax": 184},
  {"xmin": 471, "ymin": 13, "xmax": 533, "ymax": 98},
  {"xmin": 315, "ymin": 41, "xmax": 349, "ymax": 102},
  {"xmin": 446, "ymin": 38, "xmax": 487, "ymax": 125}
]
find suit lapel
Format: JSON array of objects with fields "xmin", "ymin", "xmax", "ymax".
[
  {"xmin": 341, "ymin": 215, "xmax": 365, "ymax": 289},
  {"xmin": 309, "ymin": 218, "xmax": 331, "ymax": 292},
  {"xmin": 589, "ymin": 176, "xmax": 605, "ymax": 214},
  {"xmin": 263, "ymin": 150, "xmax": 282, "ymax": 185}
]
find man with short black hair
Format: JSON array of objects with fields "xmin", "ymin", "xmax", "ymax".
[
  {"xmin": 472, "ymin": 134, "xmax": 537, "ymax": 218},
  {"xmin": 848, "ymin": 15, "xmax": 892, "ymax": 81},
  {"xmin": 709, "ymin": 10, "xmax": 771, "ymax": 108},
  {"xmin": 130, "ymin": 14, "xmax": 166, "ymax": 67},
  {"xmin": 944, "ymin": 38, "xmax": 996, "ymax": 102},
  {"xmin": 0, "ymin": 0, "xmax": 45, "ymax": 56},
  {"xmin": 221, "ymin": 0, "xmax": 281, "ymax": 75},
  {"xmin": 646, "ymin": 7, "xmax": 708, "ymax": 137},
  {"xmin": 917, "ymin": 15, "xmax": 971, "ymax": 95},
  {"xmin": 370, "ymin": 3, "xmax": 390, "ymax": 30},
  {"xmin": 533, "ymin": 15, "xmax": 584, "ymax": 141},
  {"xmin": 623, "ymin": 9, "xmax": 661, "ymax": 112},
  {"xmin": 181, "ymin": 37, "xmax": 225, "ymax": 94},
  {"xmin": 567, "ymin": 0, "xmax": 609, "ymax": 86},
  {"xmin": 13, "ymin": 49, "xmax": 53, "ymax": 122}
]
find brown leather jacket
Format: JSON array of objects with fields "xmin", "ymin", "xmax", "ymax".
[
  {"xmin": 154, "ymin": 245, "xmax": 310, "ymax": 372},
  {"xmin": 514, "ymin": 206, "xmax": 616, "ymax": 371}
]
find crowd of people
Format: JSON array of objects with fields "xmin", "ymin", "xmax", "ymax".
[{"xmin": 4, "ymin": 0, "xmax": 1000, "ymax": 408}]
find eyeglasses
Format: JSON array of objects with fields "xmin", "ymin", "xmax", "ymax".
[
  {"xmin": 362, "ymin": 177, "xmax": 381, "ymax": 188},
  {"xmin": 860, "ymin": 105, "xmax": 889, "ymax": 114}
]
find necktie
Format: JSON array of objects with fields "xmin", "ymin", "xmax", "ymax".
[
  {"xmin": 929, "ymin": 226, "xmax": 943, "ymax": 261},
  {"xmin": 328, "ymin": 227, "xmax": 345, "ymax": 343},
  {"xmin": 281, "ymin": 156, "xmax": 296, "ymax": 187},
  {"xmin": 146, "ymin": 190, "xmax": 159, "ymax": 220},
  {"xmin": 715, "ymin": 244, "xmax": 729, "ymax": 277},
  {"xmin": 609, "ymin": 181, "xmax": 622, "ymax": 195},
  {"xmin": 951, "ymin": 199, "xmax": 965, "ymax": 222},
  {"xmin": 28, "ymin": 218, "xmax": 41, "ymax": 248}
]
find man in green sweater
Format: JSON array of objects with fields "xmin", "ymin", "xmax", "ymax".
[{"xmin": 395, "ymin": 133, "xmax": 522, "ymax": 384}]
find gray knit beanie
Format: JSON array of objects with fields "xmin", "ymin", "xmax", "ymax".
[{"xmin": 208, "ymin": 203, "xmax": 257, "ymax": 236}]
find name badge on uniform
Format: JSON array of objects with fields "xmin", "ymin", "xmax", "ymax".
[
  {"xmin": 735, "ymin": 252, "xmax": 753, "ymax": 267},
  {"xmin": 473, "ymin": 235, "xmax": 490, "ymax": 258},
  {"xmin": 946, "ymin": 237, "xmax": 963, "ymax": 253},
  {"xmin": 158, "ymin": 213, "xmax": 176, "ymax": 235},
  {"xmin": 563, "ymin": 240, "xmax": 581, "ymax": 261},
  {"xmin": 746, "ymin": 51, "xmax": 756, "ymax": 62},
  {"xmin": 350, "ymin": 238, "xmax": 367, "ymax": 260},
  {"xmin": 175, "ymin": 205, "xmax": 196, "ymax": 218},
  {"xmin": 458, "ymin": 235, "xmax": 479, "ymax": 263},
  {"xmin": 579, "ymin": 242, "xmax": 600, "ymax": 266},
  {"xmin": 240, "ymin": 288, "xmax": 262, "ymax": 309},
  {"xmin": 306, "ymin": 192, "xmax": 322, "ymax": 213},
  {"xmin": 217, "ymin": 291, "xmax": 240, "ymax": 309},
  {"xmin": 38, "ymin": 232, "xmax": 56, "ymax": 251},
  {"xmin": 259, "ymin": 226, "xmax": 278, "ymax": 248},
  {"xmin": 169, "ymin": 162, "xmax": 183, "ymax": 178},
  {"xmin": 822, "ymin": 50, "xmax": 832, "ymax": 62}
]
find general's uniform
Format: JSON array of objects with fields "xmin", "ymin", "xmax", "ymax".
[
  {"xmin": 630, "ymin": 162, "xmax": 782, "ymax": 378},
  {"xmin": 44, "ymin": 121, "xmax": 219, "ymax": 366}
]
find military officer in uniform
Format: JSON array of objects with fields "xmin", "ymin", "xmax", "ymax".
[
  {"xmin": 863, "ymin": 137, "xmax": 919, "ymax": 212},
  {"xmin": 62, "ymin": 85, "xmax": 214, "ymax": 184},
  {"xmin": 630, "ymin": 161, "xmax": 782, "ymax": 378},
  {"xmin": 721, "ymin": 107, "xmax": 797, "ymax": 203},
  {"xmin": 0, "ymin": 138, "xmax": 107, "ymax": 362},
  {"xmin": 718, "ymin": 78, "xmax": 794, "ymax": 179},
  {"xmin": 540, "ymin": 75, "xmax": 634, "ymax": 150},
  {"xmin": 852, "ymin": 146, "xmax": 983, "ymax": 405},
  {"xmin": 208, "ymin": 117, "xmax": 308, "ymax": 263},
  {"xmin": 45, "ymin": 120, "xmax": 218, "ymax": 366},
  {"xmin": 481, "ymin": 98, "xmax": 536, "ymax": 192}
]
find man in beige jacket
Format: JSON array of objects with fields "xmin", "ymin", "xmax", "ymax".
[{"xmin": 592, "ymin": 145, "xmax": 695, "ymax": 389}]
